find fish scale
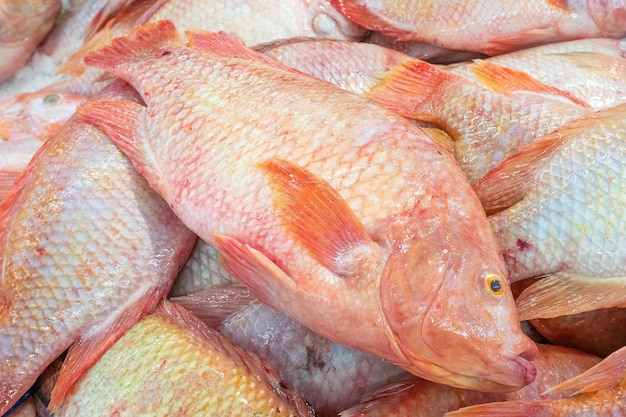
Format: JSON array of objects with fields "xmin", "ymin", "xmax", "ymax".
[{"xmin": 0, "ymin": 82, "xmax": 196, "ymax": 415}]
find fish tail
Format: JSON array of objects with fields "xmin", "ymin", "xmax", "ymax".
[{"xmin": 83, "ymin": 20, "xmax": 181, "ymax": 77}]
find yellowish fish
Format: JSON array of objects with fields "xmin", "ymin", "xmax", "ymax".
[{"xmin": 53, "ymin": 300, "xmax": 314, "ymax": 416}]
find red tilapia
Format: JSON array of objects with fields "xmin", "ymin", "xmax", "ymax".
[
  {"xmin": 327, "ymin": 0, "xmax": 626, "ymax": 55},
  {"xmin": 0, "ymin": 80, "xmax": 196, "ymax": 415},
  {"xmin": 79, "ymin": 21, "xmax": 537, "ymax": 392}
]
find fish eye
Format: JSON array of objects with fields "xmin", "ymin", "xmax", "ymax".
[
  {"xmin": 43, "ymin": 94, "xmax": 60, "ymax": 105},
  {"xmin": 485, "ymin": 274, "xmax": 505, "ymax": 296}
]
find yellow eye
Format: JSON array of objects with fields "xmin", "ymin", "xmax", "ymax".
[{"xmin": 486, "ymin": 274, "xmax": 505, "ymax": 296}]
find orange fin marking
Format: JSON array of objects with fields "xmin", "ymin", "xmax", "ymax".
[
  {"xmin": 544, "ymin": 345, "xmax": 626, "ymax": 395},
  {"xmin": 473, "ymin": 135, "xmax": 566, "ymax": 214},
  {"xmin": 84, "ymin": 0, "xmax": 136, "ymax": 40},
  {"xmin": 76, "ymin": 98, "xmax": 161, "ymax": 192},
  {"xmin": 444, "ymin": 401, "xmax": 551, "ymax": 417},
  {"xmin": 213, "ymin": 234, "xmax": 296, "ymax": 311},
  {"xmin": 185, "ymin": 31, "xmax": 303, "ymax": 75},
  {"xmin": 326, "ymin": 0, "xmax": 415, "ymax": 40},
  {"xmin": 170, "ymin": 285, "xmax": 257, "ymax": 328},
  {"xmin": 0, "ymin": 170, "xmax": 21, "ymax": 204},
  {"xmin": 365, "ymin": 59, "xmax": 458, "ymax": 122},
  {"xmin": 469, "ymin": 60, "xmax": 589, "ymax": 107},
  {"xmin": 83, "ymin": 20, "xmax": 181, "ymax": 77},
  {"xmin": 546, "ymin": 0, "xmax": 570, "ymax": 9},
  {"xmin": 516, "ymin": 273, "xmax": 626, "ymax": 321},
  {"xmin": 259, "ymin": 159, "xmax": 376, "ymax": 277},
  {"xmin": 48, "ymin": 284, "xmax": 171, "ymax": 411}
]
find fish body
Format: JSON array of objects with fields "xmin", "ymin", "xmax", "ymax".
[
  {"xmin": 259, "ymin": 39, "xmax": 414, "ymax": 94},
  {"xmin": 328, "ymin": 0, "xmax": 626, "ymax": 55},
  {"xmin": 0, "ymin": 91, "xmax": 89, "ymax": 142},
  {"xmin": 340, "ymin": 344, "xmax": 601, "ymax": 417},
  {"xmin": 79, "ymin": 21, "xmax": 537, "ymax": 392},
  {"xmin": 474, "ymin": 104, "xmax": 626, "ymax": 319},
  {"xmin": 0, "ymin": 81, "xmax": 196, "ymax": 414},
  {"xmin": 0, "ymin": 0, "xmax": 62, "ymax": 83},
  {"xmin": 174, "ymin": 285, "xmax": 409, "ymax": 416},
  {"xmin": 54, "ymin": 300, "xmax": 313, "ymax": 416},
  {"xmin": 449, "ymin": 38, "xmax": 626, "ymax": 111}
]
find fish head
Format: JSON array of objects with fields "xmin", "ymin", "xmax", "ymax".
[{"xmin": 381, "ymin": 215, "xmax": 538, "ymax": 392}]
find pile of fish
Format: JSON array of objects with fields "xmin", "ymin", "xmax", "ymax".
[{"xmin": 1, "ymin": 0, "xmax": 625, "ymax": 416}]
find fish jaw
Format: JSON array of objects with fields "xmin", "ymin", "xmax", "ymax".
[{"xmin": 380, "ymin": 213, "xmax": 538, "ymax": 391}]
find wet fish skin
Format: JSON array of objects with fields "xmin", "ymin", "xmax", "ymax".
[
  {"xmin": 474, "ymin": 104, "xmax": 626, "ymax": 319},
  {"xmin": 0, "ymin": 0, "xmax": 62, "ymax": 83},
  {"xmin": 173, "ymin": 285, "xmax": 409, "ymax": 417},
  {"xmin": 53, "ymin": 300, "xmax": 313, "ymax": 417},
  {"xmin": 79, "ymin": 21, "xmax": 537, "ymax": 393},
  {"xmin": 0, "ymin": 80, "xmax": 196, "ymax": 415},
  {"xmin": 448, "ymin": 38, "xmax": 626, "ymax": 111},
  {"xmin": 327, "ymin": 0, "xmax": 626, "ymax": 55}
]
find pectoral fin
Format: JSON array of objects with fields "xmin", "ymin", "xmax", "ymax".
[
  {"xmin": 516, "ymin": 272, "xmax": 626, "ymax": 321},
  {"xmin": 259, "ymin": 159, "xmax": 381, "ymax": 277},
  {"xmin": 543, "ymin": 345, "xmax": 626, "ymax": 395}
]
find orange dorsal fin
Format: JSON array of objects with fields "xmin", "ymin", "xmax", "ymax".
[
  {"xmin": 544, "ymin": 345, "xmax": 626, "ymax": 395},
  {"xmin": 170, "ymin": 285, "xmax": 257, "ymax": 328},
  {"xmin": 516, "ymin": 272, "xmax": 626, "ymax": 321},
  {"xmin": 84, "ymin": 0, "xmax": 137, "ymax": 40},
  {"xmin": 365, "ymin": 59, "xmax": 459, "ymax": 122},
  {"xmin": 468, "ymin": 60, "xmax": 589, "ymax": 107},
  {"xmin": 83, "ymin": 20, "xmax": 181, "ymax": 76},
  {"xmin": 259, "ymin": 159, "xmax": 380, "ymax": 277},
  {"xmin": 473, "ymin": 135, "xmax": 566, "ymax": 214},
  {"xmin": 444, "ymin": 401, "xmax": 551, "ymax": 417},
  {"xmin": 48, "ymin": 283, "xmax": 171, "ymax": 411},
  {"xmin": 213, "ymin": 234, "xmax": 296, "ymax": 311},
  {"xmin": 77, "ymin": 98, "xmax": 161, "ymax": 192},
  {"xmin": 186, "ymin": 30, "xmax": 303, "ymax": 75}
]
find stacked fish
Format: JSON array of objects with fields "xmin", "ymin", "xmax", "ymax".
[{"xmin": 0, "ymin": 0, "xmax": 625, "ymax": 416}]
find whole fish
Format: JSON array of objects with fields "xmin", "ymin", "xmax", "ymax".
[
  {"xmin": 78, "ymin": 21, "xmax": 537, "ymax": 392},
  {"xmin": 446, "ymin": 345, "xmax": 626, "ymax": 417},
  {"xmin": 327, "ymin": 0, "xmax": 626, "ymax": 55},
  {"xmin": 448, "ymin": 38, "xmax": 626, "ymax": 111},
  {"xmin": 0, "ymin": 91, "xmax": 89, "ymax": 142},
  {"xmin": 0, "ymin": 80, "xmax": 196, "ymax": 415},
  {"xmin": 173, "ymin": 285, "xmax": 409, "ymax": 416},
  {"xmin": 169, "ymin": 238, "xmax": 236, "ymax": 297},
  {"xmin": 0, "ymin": 0, "xmax": 62, "ymax": 83},
  {"xmin": 53, "ymin": 300, "xmax": 314, "ymax": 416},
  {"xmin": 472, "ymin": 104, "xmax": 626, "ymax": 320},
  {"xmin": 340, "ymin": 344, "xmax": 600, "ymax": 417},
  {"xmin": 54, "ymin": 0, "xmax": 367, "ymax": 94}
]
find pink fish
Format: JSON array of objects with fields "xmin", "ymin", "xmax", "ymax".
[
  {"xmin": 78, "ymin": 21, "xmax": 537, "ymax": 392},
  {"xmin": 0, "ymin": 91, "xmax": 89, "ymax": 142},
  {"xmin": 0, "ymin": 0, "xmax": 62, "ymax": 83},
  {"xmin": 0, "ymin": 80, "xmax": 196, "ymax": 415},
  {"xmin": 327, "ymin": 0, "xmax": 626, "ymax": 55},
  {"xmin": 0, "ymin": 138, "xmax": 43, "ymax": 203}
]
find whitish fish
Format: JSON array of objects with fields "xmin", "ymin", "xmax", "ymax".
[{"xmin": 0, "ymin": 80, "xmax": 196, "ymax": 415}]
